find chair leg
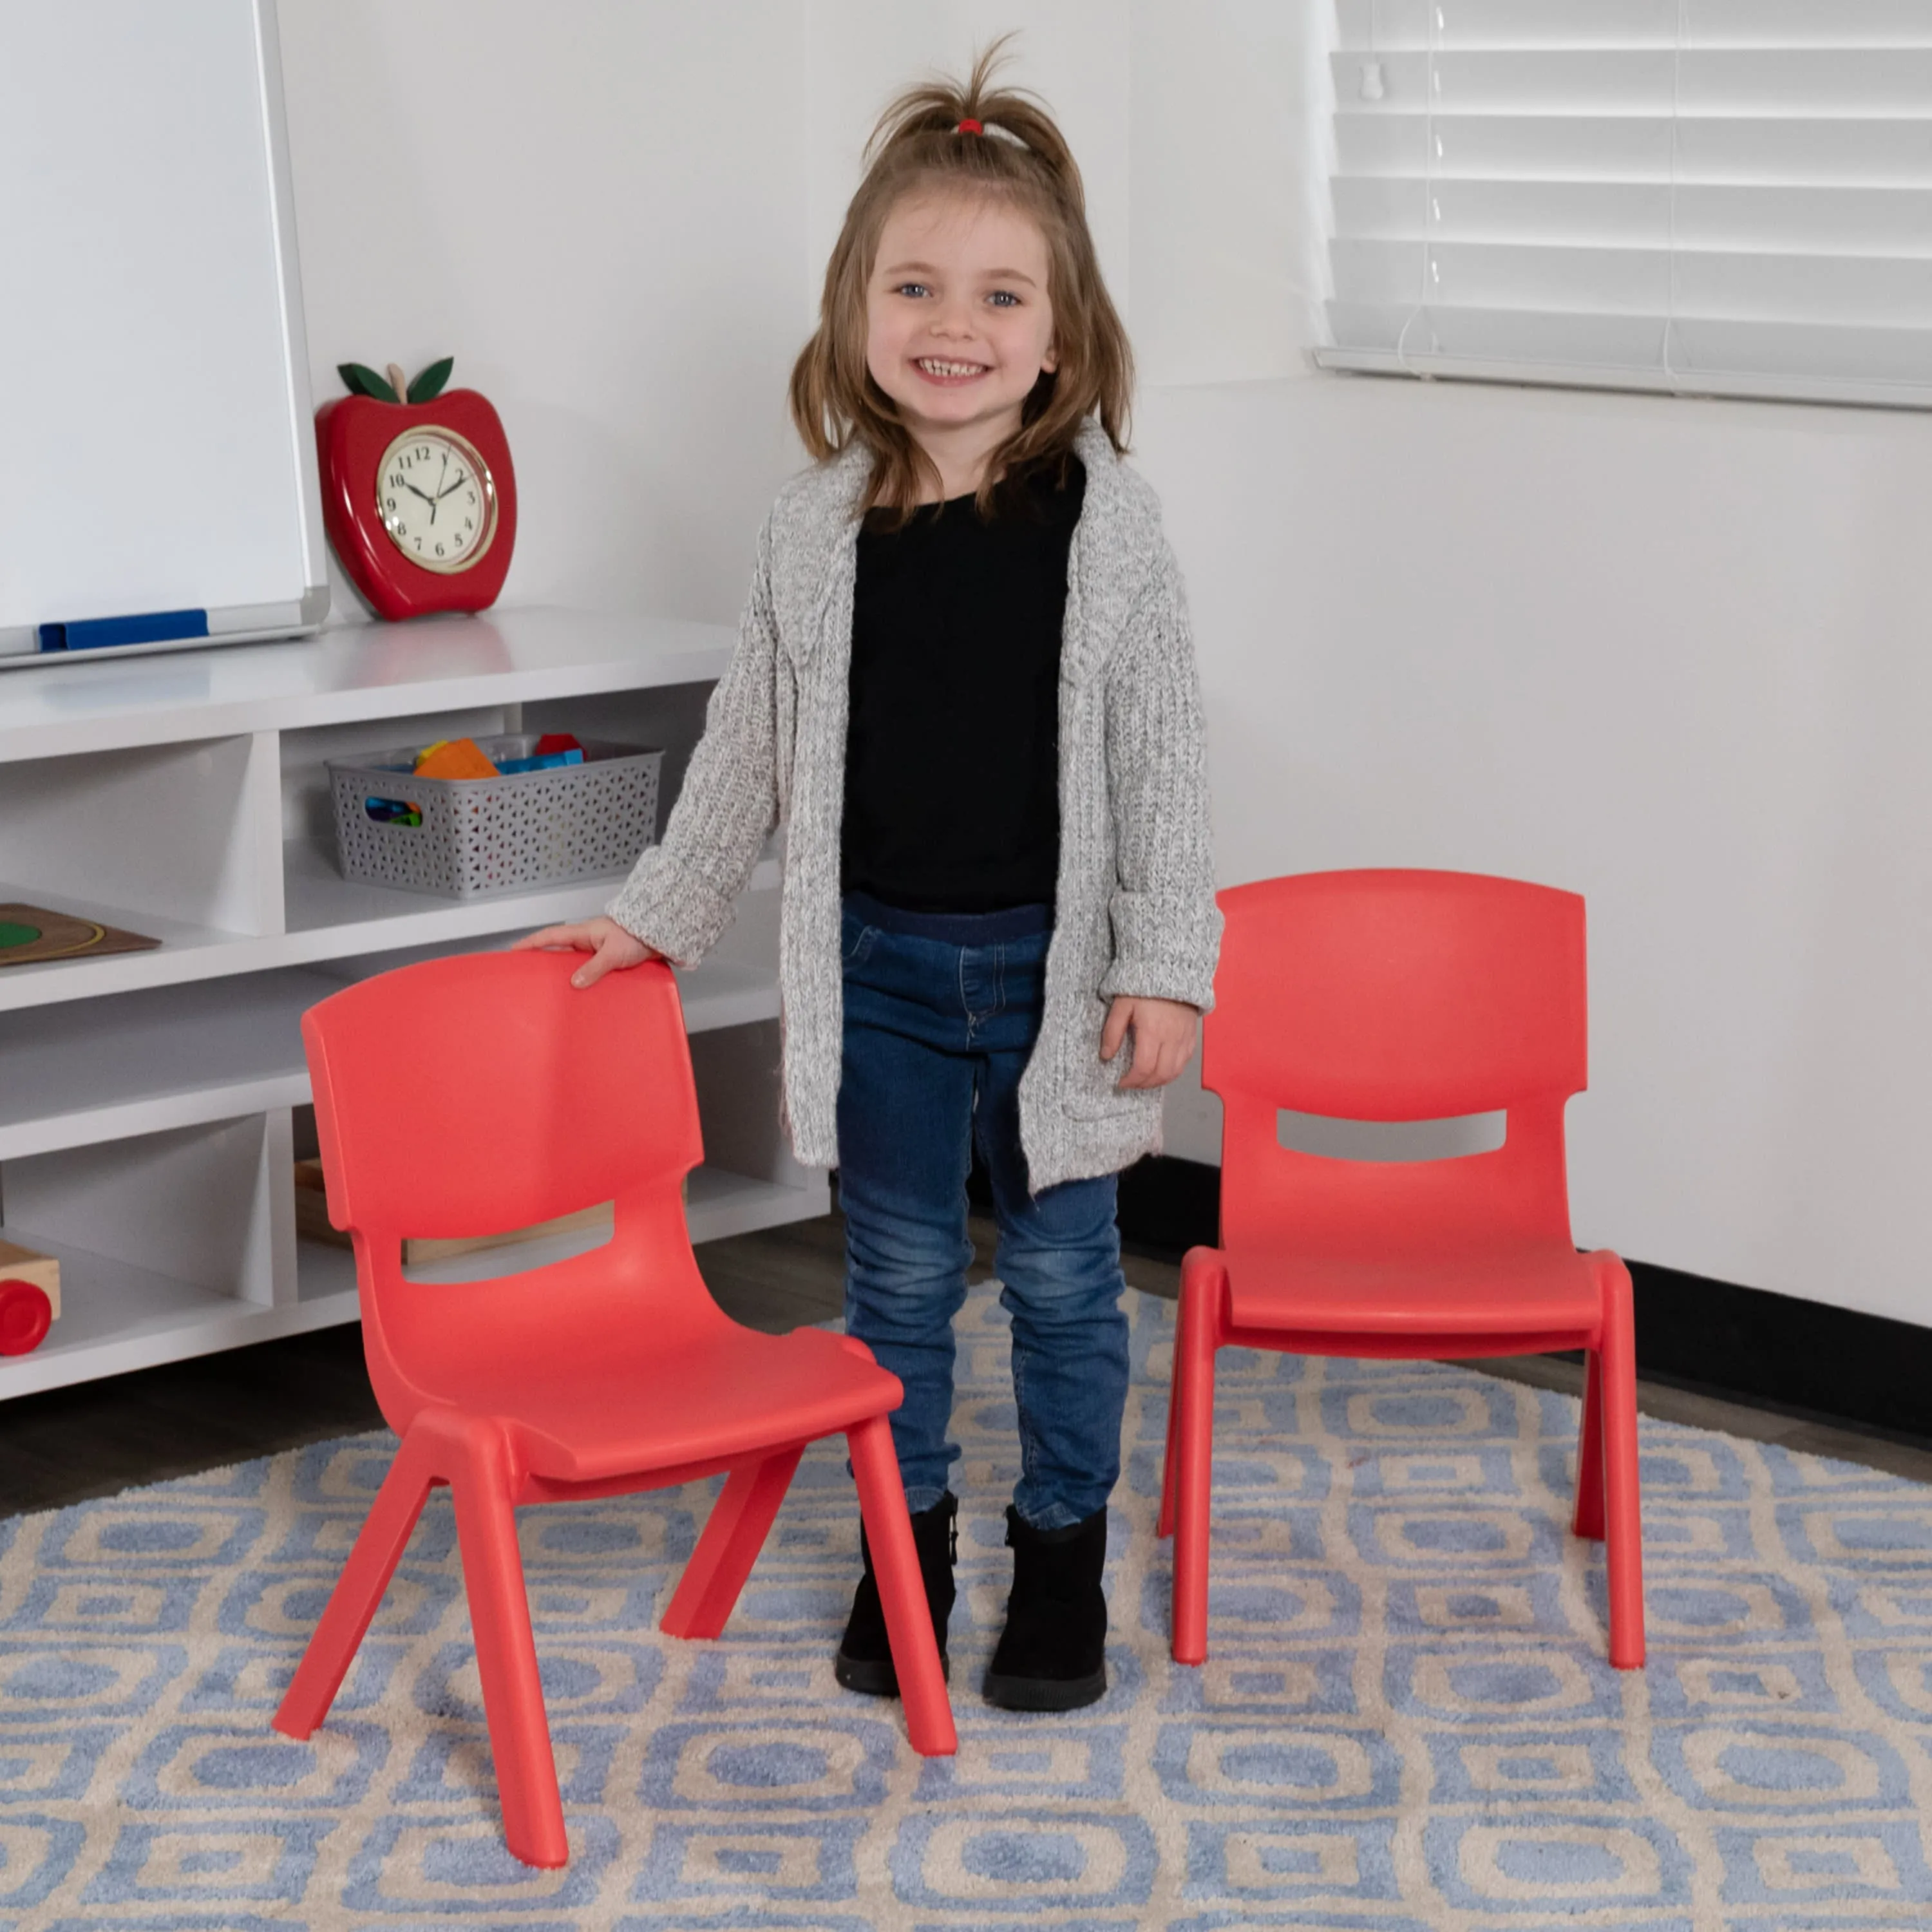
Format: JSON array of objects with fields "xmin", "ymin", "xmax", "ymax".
[
  {"xmin": 1157, "ymin": 1320, "xmax": 1182, "ymax": 1540},
  {"xmin": 1171, "ymin": 1248, "xmax": 1227, "ymax": 1668},
  {"xmin": 448, "ymin": 1423, "xmax": 569, "ymax": 1869},
  {"xmin": 660, "ymin": 1444, "xmax": 805, "ymax": 1641},
  {"xmin": 274, "ymin": 1430, "xmax": 436, "ymax": 1739},
  {"xmin": 848, "ymin": 1414, "xmax": 956, "ymax": 1758},
  {"xmin": 1598, "ymin": 1258, "xmax": 1645, "ymax": 1670},
  {"xmin": 1572, "ymin": 1347, "xmax": 1606, "ymax": 1541}
]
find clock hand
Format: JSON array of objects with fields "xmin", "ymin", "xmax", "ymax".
[
  {"xmin": 404, "ymin": 482, "xmax": 435, "ymax": 504},
  {"xmin": 435, "ymin": 471, "xmax": 468, "ymax": 499}
]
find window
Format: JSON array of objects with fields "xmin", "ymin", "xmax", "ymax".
[{"xmin": 1318, "ymin": 1, "xmax": 1932, "ymax": 408}]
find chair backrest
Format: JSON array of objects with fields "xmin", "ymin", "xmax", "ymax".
[
  {"xmin": 1206, "ymin": 869, "xmax": 1587, "ymax": 1255},
  {"xmin": 302, "ymin": 949, "xmax": 712, "ymax": 1426}
]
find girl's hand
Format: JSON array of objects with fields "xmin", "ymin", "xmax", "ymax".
[
  {"xmin": 513, "ymin": 916, "xmax": 659, "ymax": 989},
  {"xmin": 1101, "ymin": 995, "xmax": 1199, "ymax": 1090}
]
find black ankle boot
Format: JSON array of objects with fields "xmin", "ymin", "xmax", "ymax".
[
  {"xmin": 834, "ymin": 1491, "xmax": 957, "ymax": 1696},
  {"xmin": 983, "ymin": 1503, "xmax": 1108, "ymax": 1712}
]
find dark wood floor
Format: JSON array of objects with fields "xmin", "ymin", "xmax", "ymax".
[{"xmin": 6, "ymin": 1209, "xmax": 1929, "ymax": 1517}]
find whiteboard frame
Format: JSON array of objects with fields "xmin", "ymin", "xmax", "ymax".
[{"xmin": 0, "ymin": 0, "xmax": 330, "ymax": 672}]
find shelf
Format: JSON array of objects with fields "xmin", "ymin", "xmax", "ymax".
[
  {"xmin": 0, "ymin": 1229, "xmax": 350, "ymax": 1399},
  {"xmin": 687, "ymin": 1166, "xmax": 830, "ymax": 1243},
  {"xmin": 0, "ymin": 958, "xmax": 777, "ymax": 1162},
  {"xmin": 1, "ymin": 1163, "xmax": 830, "ymax": 1399},
  {"xmin": 294, "ymin": 1235, "xmax": 357, "ymax": 1306},
  {"xmin": 0, "ymin": 845, "xmax": 780, "ymax": 1021},
  {"xmin": 299, "ymin": 1166, "xmax": 827, "ymax": 1287},
  {"xmin": 0, "ymin": 607, "xmax": 734, "ymax": 764},
  {"xmin": 283, "ymin": 836, "xmax": 648, "ymax": 951},
  {"xmin": 282, "ymin": 837, "xmax": 780, "ymax": 956},
  {"xmin": 290, "ymin": 1167, "xmax": 828, "ymax": 1289},
  {"xmin": 0, "ymin": 610, "xmax": 828, "ymax": 1404},
  {"xmin": 0, "ymin": 971, "xmax": 335, "ymax": 1159},
  {"xmin": 677, "ymin": 960, "xmax": 782, "ymax": 1033},
  {"xmin": 0, "ymin": 878, "xmax": 254, "ymax": 1017},
  {"xmin": 383, "ymin": 1168, "xmax": 830, "ymax": 1273}
]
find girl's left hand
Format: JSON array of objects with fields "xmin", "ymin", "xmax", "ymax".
[{"xmin": 1101, "ymin": 996, "xmax": 1200, "ymax": 1090}]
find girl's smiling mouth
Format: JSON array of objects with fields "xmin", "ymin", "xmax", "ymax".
[{"xmin": 914, "ymin": 357, "xmax": 989, "ymax": 383}]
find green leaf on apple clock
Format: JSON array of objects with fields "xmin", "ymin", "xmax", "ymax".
[
  {"xmin": 338, "ymin": 362, "xmax": 400, "ymax": 402},
  {"xmin": 407, "ymin": 357, "xmax": 455, "ymax": 404}
]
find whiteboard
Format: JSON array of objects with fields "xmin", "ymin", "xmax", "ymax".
[{"xmin": 0, "ymin": 0, "xmax": 327, "ymax": 665}]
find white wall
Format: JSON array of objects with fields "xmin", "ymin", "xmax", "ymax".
[
  {"xmin": 280, "ymin": 5, "xmax": 1932, "ymax": 1327},
  {"xmin": 804, "ymin": 4, "xmax": 1932, "ymax": 1328},
  {"xmin": 803, "ymin": 1, "xmax": 1132, "ymax": 335},
  {"xmin": 278, "ymin": 0, "xmax": 811, "ymax": 625},
  {"xmin": 1133, "ymin": 6, "xmax": 1932, "ymax": 1327},
  {"xmin": 1144, "ymin": 375, "xmax": 1932, "ymax": 1329}
]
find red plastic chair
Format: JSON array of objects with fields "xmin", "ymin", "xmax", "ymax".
[
  {"xmin": 273, "ymin": 949, "xmax": 954, "ymax": 1868},
  {"xmin": 1158, "ymin": 870, "xmax": 1643, "ymax": 1671}
]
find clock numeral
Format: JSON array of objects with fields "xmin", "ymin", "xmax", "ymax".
[
  {"xmin": 385, "ymin": 495, "xmax": 398, "ymax": 511},
  {"xmin": 389, "ymin": 472, "xmax": 405, "ymax": 489},
  {"xmin": 413, "ymin": 537, "xmax": 423, "ymax": 551},
  {"xmin": 434, "ymin": 542, "xmax": 446, "ymax": 556},
  {"xmin": 453, "ymin": 531, "xmax": 465, "ymax": 547},
  {"xmin": 462, "ymin": 516, "xmax": 474, "ymax": 531},
  {"xmin": 415, "ymin": 445, "xmax": 430, "ymax": 460},
  {"xmin": 466, "ymin": 489, "xmax": 477, "ymax": 504}
]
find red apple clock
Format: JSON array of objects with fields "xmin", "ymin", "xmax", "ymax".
[{"xmin": 317, "ymin": 357, "xmax": 517, "ymax": 620}]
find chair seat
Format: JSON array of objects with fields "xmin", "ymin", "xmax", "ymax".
[
  {"xmin": 1224, "ymin": 1236, "xmax": 1603, "ymax": 1343},
  {"xmin": 461, "ymin": 1325, "xmax": 898, "ymax": 1484}
]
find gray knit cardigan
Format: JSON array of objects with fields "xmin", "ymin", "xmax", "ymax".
[{"xmin": 607, "ymin": 414, "xmax": 1221, "ymax": 1193}]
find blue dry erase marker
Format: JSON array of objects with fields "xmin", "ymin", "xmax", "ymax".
[{"xmin": 38, "ymin": 609, "xmax": 209, "ymax": 652}]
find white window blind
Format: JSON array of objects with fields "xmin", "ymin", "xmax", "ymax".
[{"xmin": 1319, "ymin": 1, "xmax": 1932, "ymax": 408}]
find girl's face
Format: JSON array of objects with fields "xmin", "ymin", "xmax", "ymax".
[{"xmin": 865, "ymin": 189, "xmax": 1057, "ymax": 460}]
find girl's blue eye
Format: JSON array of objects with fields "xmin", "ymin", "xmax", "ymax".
[{"xmin": 891, "ymin": 282, "xmax": 1020, "ymax": 306}]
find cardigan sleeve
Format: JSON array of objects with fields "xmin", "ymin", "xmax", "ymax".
[
  {"xmin": 605, "ymin": 510, "xmax": 784, "ymax": 966},
  {"xmin": 1096, "ymin": 542, "xmax": 1224, "ymax": 1011}
]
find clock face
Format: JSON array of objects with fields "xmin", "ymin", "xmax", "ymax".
[{"xmin": 375, "ymin": 426, "xmax": 498, "ymax": 573}]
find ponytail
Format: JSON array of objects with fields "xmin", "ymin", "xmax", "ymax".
[{"xmin": 788, "ymin": 33, "xmax": 1133, "ymax": 529}]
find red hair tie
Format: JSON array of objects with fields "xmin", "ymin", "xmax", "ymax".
[{"xmin": 955, "ymin": 118, "xmax": 983, "ymax": 135}]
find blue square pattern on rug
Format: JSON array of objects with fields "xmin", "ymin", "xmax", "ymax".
[{"xmin": 5, "ymin": 1280, "xmax": 1932, "ymax": 1928}]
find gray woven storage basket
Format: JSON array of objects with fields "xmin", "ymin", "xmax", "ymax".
[{"xmin": 327, "ymin": 734, "xmax": 661, "ymax": 900}]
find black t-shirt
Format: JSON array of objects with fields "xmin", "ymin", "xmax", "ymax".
[{"xmin": 841, "ymin": 455, "xmax": 1086, "ymax": 913}]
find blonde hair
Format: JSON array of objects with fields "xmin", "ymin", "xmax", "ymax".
[{"xmin": 788, "ymin": 33, "xmax": 1133, "ymax": 530}]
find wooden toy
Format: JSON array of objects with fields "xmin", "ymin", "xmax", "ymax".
[
  {"xmin": 402, "ymin": 1202, "xmax": 615, "ymax": 1267},
  {"xmin": 292, "ymin": 1158, "xmax": 352, "ymax": 1249},
  {"xmin": 294, "ymin": 1158, "xmax": 621, "ymax": 1265},
  {"xmin": 0, "ymin": 1238, "xmax": 60, "ymax": 1356},
  {"xmin": 0, "ymin": 903, "xmax": 160, "ymax": 968}
]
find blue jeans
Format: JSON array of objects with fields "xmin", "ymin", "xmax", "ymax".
[{"xmin": 837, "ymin": 891, "xmax": 1130, "ymax": 1530}]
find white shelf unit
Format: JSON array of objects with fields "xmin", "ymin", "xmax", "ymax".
[{"xmin": 0, "ymin": 609, "xmax": 824, "ymax": 1400}]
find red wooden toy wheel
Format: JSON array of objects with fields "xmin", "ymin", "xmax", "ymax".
[{"xmin": 0, "ymin": 1278, "xmax": 53, "ymax": 1356}]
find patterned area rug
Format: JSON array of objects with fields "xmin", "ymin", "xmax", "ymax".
[{"xmin": 5, "ymin": 1282, "xmax": 1932, "ymax": 1929}]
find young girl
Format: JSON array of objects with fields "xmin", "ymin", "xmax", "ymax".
[{"xmin": 519, "ymin": 39, "xmax": 1219, "ymax": 1714}]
